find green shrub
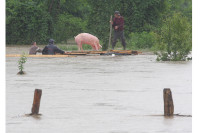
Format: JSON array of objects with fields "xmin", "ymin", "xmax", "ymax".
[
  {"xmin": 156, "ymin": 13, "xmax": 192, "ymax": 61},
  {"xmin": 127, "ymin": 31, "xmax": 157, "ymax": 49},
  {"xmin": 18, "ymin": 53, "xmax": 27, "ymax": 74}
]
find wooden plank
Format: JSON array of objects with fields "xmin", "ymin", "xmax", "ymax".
[
  {"xmin": 111, "ymin": 50, "xmax": 133, "ymax": 52},
  {"xmin": 110, "ymin": 50, "xmax": 139, "ymax": 55},
  {"xmin": 88, "ymin": 51, "xmax": 108, "ymax": 54},
  {"xmin": 65, "ymin": 51, "xmax": 107, "ymax": 55},
  {"xmin": 73, "ymin": 50, "xmax": 138, "ymax": 55},
  {"xmin": 65, "ymin": 51, "xmax": 107, "ymax": 54},
  {"xmin": 110, "ymin": 50, "xmax": 132, "ymax": 55},
  {"xmin": 6, "ymin": 50, "xmax": 139, "ymax": 57},
  {"xmin": 66, "ymin": 52, "xmax": 88, "ymax": 55},
  {"xmin": 6, "ymin": 54, "xmax": 76, "ymax": 57},
  {"xmin": 132, "ymin": 51, "xmax": 139, "ymax": 55}
]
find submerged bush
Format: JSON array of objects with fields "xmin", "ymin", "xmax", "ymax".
[
  {"xmin": 156, "ymin": 13, "xmax": 192, "ymax": 61},
  {"xmin": 18, "ymin": 53, "xmax": 27, "ymax": 75}
]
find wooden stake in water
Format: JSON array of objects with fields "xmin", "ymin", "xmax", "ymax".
[
  {"xmin": 163, "ymin": 88, "xmax": 174, "ymax": 116},
  {"xmin": 108, "ymin": 15, "xmax": 113, "ymax": 50},
  {"xmin": 31, "ymin": 89, "xmax": 42, "ymax": 115}
]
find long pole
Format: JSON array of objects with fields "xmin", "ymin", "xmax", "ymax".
[{"xmin": 108, "ymin": 15, "xmax": 112, "ymax": 50}]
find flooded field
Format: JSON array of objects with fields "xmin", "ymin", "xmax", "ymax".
[{"xmin": 6, "ymin": 46, "xmax": 192, "ymax": 133}]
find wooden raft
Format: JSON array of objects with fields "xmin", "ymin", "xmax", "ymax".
[
  {"xmin": 65, "ymin": 50, "xmax": 139, "ymax": 55},
  {"xmin": 6, "ymin": 50, "xmax": 140, "ymax": 57}
]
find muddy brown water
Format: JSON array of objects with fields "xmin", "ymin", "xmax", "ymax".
[{"xmin": 6, "ymin": 46, "xmax": 192, "ymax": 133}]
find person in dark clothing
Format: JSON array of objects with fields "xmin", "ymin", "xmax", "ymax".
[
  {"xmin": 42, "ymin": 39, "xmax": 66, "ymax": 55},
  {"xmin": 110, "ymin": 11, "xmax": 126, "ymax": 50}
]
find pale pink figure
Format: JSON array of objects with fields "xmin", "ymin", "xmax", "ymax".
[{"xmin": 74, "ymin": 33, "xmax": 102, "ymax": 51}]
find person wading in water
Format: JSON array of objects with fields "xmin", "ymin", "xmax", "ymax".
[{"xmin": 110, "ymin": 11, "xmax": 126, "ymax": 50}]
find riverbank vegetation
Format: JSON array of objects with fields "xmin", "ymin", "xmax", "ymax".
[{"xmin": 6, "ymin": 0, "xmax": 192, "ymax": 60}]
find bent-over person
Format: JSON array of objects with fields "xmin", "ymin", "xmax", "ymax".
[
  {"xmin": 42, "ymin": 39, "xmax": 66, "ymax": 55},
  {"xmin": 29, "ymin": 41, "xmax": 42, "ymax": 55}
]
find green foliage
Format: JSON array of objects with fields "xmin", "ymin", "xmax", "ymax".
[
  {"xmin": 127, "ymin": 31, "xmax": 157, "ymax": 49},
  {"xmin": 54, "ymin": 13, "xmax": 87, "ymax": 42},
  {"xmin": 6, "ymin": 0, "xmax": 51, "ymax": 44},
  {"xmin": 57, "ymin": 44, "xmax": 92, "ymax": 51},
  {"xmin": 156, "ymin": 52, "xmax": 170, "ymax": 61},
  {"xmin": 151, "ymin": 33, "xmax": 166, "ymax": 52},
  {"xmin": 6, "ymin": 0, "xmax": 192, "ymax": 57},
  {"xmin": 82, "ymin": 44, "xmax": 92, "ymax": 50},
  {"xmin": 87, "ymin": 0, "xmax": 113, "ymax": 50},
  {"xmin": 156, "ymin": 13, "xmax": 192, "ymax": 61},
  {"xmin": 6, "ymin": 0, "xmax": 90, "ymax": 44},
  {"xmin": 18, "ymin": 53, "xmax": 27, "ymax": 74},
  {"xmin": 87, "ymin": 0, "xmax": 166, "ymax": 50},
  {"xmin": 165, "ymin": 0, "xmax": 192, "ymax": 19},
  {"xmin": 57, "ymin": 45, "xmax": 77, "ymax": 51},
  {"xmin": 118, "ymin": 0, "xmax": 166, "ymax": 33}
]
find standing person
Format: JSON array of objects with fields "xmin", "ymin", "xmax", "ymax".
[
  {"xmin": 110, "ymin": 11, "xmax": 126, "ymax": 50},
  {"xmin": 42, "ymin": 39, "xmax": 67, "ymax": 55},
  {"xmin": 29, "ymin": 41, "xmax": 42, "ymax": 55}
]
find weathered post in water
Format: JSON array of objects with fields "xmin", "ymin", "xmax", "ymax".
[
  {"xmin": 163, "ymin": 88, "xmax": 174, "ymax": 116},
  {"xmin": 31, "ymin": 89, "xmax": 42, "ymax": 115}
]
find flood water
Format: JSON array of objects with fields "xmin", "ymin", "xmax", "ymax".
[{"xmin": 6, "ymin": 46, "xmax": 192, "ymax": 133}]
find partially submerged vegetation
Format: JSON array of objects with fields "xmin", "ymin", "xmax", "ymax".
[
  {"xmin": 154, "ymin": 13, "xmax": 192, "ymax": 61},
  {"xmin": 17, "ymin": 53, "xmax": 27, "ymax": 75}
]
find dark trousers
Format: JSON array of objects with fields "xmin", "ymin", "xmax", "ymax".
[{"xmin": 112, "ymin": 30, "xmax": 126, "ymax": 50}]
